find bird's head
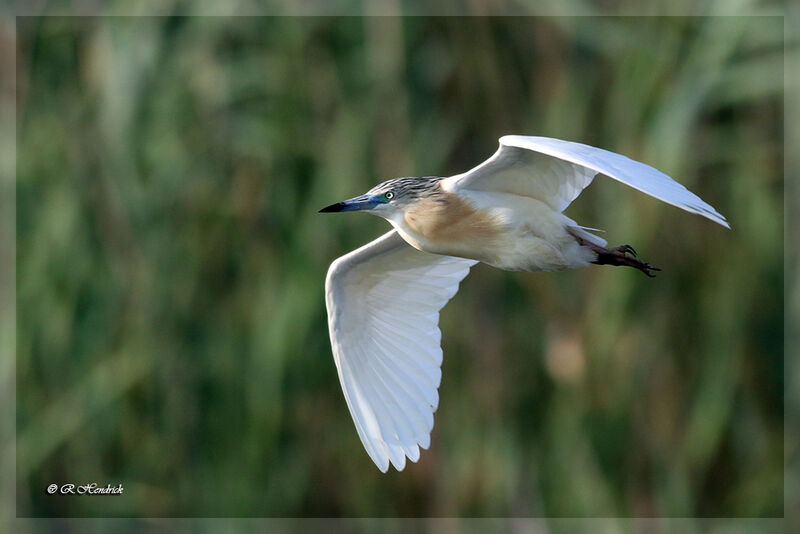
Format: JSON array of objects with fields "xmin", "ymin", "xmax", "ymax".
[{"xmin": 319, "ymin": 176, "xmax": 442, "ymax": 222}]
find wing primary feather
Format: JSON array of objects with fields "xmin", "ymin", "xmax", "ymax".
[
  {"xmin": 366, "ymin": 338, "xmax": 439, "ymax": 418},
  {"xmin": 374, "ymin": 335, "xmax": 442, "ymax": 391},
  {"xmin": 353, "ymin": 358, "xmax": 408, "ymax": 470},
  {"xmin": 373, "ymin": 325, "xmax": 442, "ymax": 370},
  {"xmin": 361, "ymin": 343, "xmax": 425, "ymax": 444},
  {"xmin": 336, "ymin": 352, "xmax": 391, "ymax": 472},
  {"xmin": 325, "ymin": 230, "xmax": 475, "ymax": 471},
  {"xmin": 357, "ymin": 355, "xmax": 411, "ymax": 442},
  {"xmin": 366, "ymin": 341, "xmax": 434, "ymax": 449},
  {"xmin": 373, "ymin": 334, "xmax": 442, "ymax": 389}
]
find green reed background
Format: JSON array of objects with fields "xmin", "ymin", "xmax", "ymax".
[{"xmin": 15, "ymin": 15, "xmax": 784, "ymax": 519}]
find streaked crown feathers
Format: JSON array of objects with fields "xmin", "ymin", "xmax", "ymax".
[{"xmin": 367, "ymin": 176, "xmax": 444, "ymax": 205}]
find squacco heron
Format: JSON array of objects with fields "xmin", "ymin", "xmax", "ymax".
[{"xmin": 320, "ymin": 135, "xmax": 729, "ymax": 472}]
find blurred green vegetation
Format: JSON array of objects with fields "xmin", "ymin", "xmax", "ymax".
[{"xmin": 15, "ymin": 15, "xmax": 785, "ymax": 519}]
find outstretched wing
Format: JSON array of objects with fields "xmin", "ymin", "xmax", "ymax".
[
  {"xmin": 443, "ymin": 135, "xmax": 729, "ymax": 228},
  {"xmin": 325, "ymin": 230, "xmax": 477, "ymax": 472}
]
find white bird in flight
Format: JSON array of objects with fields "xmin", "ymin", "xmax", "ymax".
[{"xmin": 319, "ymin": 135, "xmax": 729, "ymax": 472}]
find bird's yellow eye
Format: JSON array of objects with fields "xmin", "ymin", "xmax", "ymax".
[{"xmin": 385, "ymin": 191, "xmax": 395, "ymax": 200}]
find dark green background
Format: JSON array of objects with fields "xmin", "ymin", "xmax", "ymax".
[{"xmin": 16, "ymin": 16, "xmax": 783, "ymax": 518}]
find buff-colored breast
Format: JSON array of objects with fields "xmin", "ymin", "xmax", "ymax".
[{"xmin": 399, "ymin": 191, "xmax": 505, "ymax": 262}]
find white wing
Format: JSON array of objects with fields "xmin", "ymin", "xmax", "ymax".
[
  {"xmin": 325, "ymin": 230, "xmax": 477, "ymax": 472},
  {"xmin": 443, "ymin": 135, "xmax": 729, "ymax": 228}
]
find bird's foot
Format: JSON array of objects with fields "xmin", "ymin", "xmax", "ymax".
[
  {"xmin": 569, "ymin": 230, "xmax": 661, "ymax": 278},
  {"xmin": 611, "ymin": 244, "xmax": 637, "ymax": 257},
  {"xmin": 595, "ymin": 244, "xmax": 661, "ymax": 277},
  {"xmin": 625, "ymin": 258, "xmax": 661, "ymax": 278}
]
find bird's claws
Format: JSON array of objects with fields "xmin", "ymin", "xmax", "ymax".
[
  {"xmin": 608, "ymin": 243, "xmax": 660, "ymax": 277},
  {"xmin": 614, "ymin": 244, "xmax": 637, "ymax": 257},
  {"xmin": 640, "ymin": 263, "xmax": 661, "ymax": 278}
]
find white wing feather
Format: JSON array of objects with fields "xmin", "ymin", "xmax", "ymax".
[
  {"xmin": 444, "ymin": 135, "xmax": 729, "ymax": 228},
  {"xmin": 325, "ymin": 230, "xmax": 476, "ymax": 472}
]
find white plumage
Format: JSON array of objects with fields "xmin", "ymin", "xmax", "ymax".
[
  {"xmin": 325, "ymin": 231, "xmax": 475, "ymax": 471},
  {"xmin": 322, "ymin": 136, "xmax": 728, "ymax": 472},
  {"xmin": 444, "ymin": 136, "xmax": 728, "ymax": 227}
]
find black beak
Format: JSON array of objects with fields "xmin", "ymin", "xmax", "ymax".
[
  {"xmin": 318, "ymin": 194, "xmax": 379, "ymax": 213},
  {"xmin": 319, "ymin": 202, "xmax": 346, "ymax": 213}
]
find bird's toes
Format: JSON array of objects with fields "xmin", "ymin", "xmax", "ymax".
[
  {"xmin": 616, "ymin": 244, "xmax": 637, "ymax": 257},
  {"xmin": 641, "ymin": 263, "xmax": 661, "ymax": 277}
]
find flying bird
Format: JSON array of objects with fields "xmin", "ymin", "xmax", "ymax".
[{"xmin": 319, "ymin": 135, "xmax": 729, "ymax": 472}]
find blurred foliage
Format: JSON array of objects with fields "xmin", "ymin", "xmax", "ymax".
[{"xmin": 14, "ymin": 14, "xmax": 786, "ymax": 520}]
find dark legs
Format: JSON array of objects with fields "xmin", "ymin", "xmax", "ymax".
[
  {"xmin": 592, "ymin": 244, "xmax": 661, "ymax": 277},
  {"xmin": 571, "ymin": 233, "xmax": 662, "ymax": 278}
]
